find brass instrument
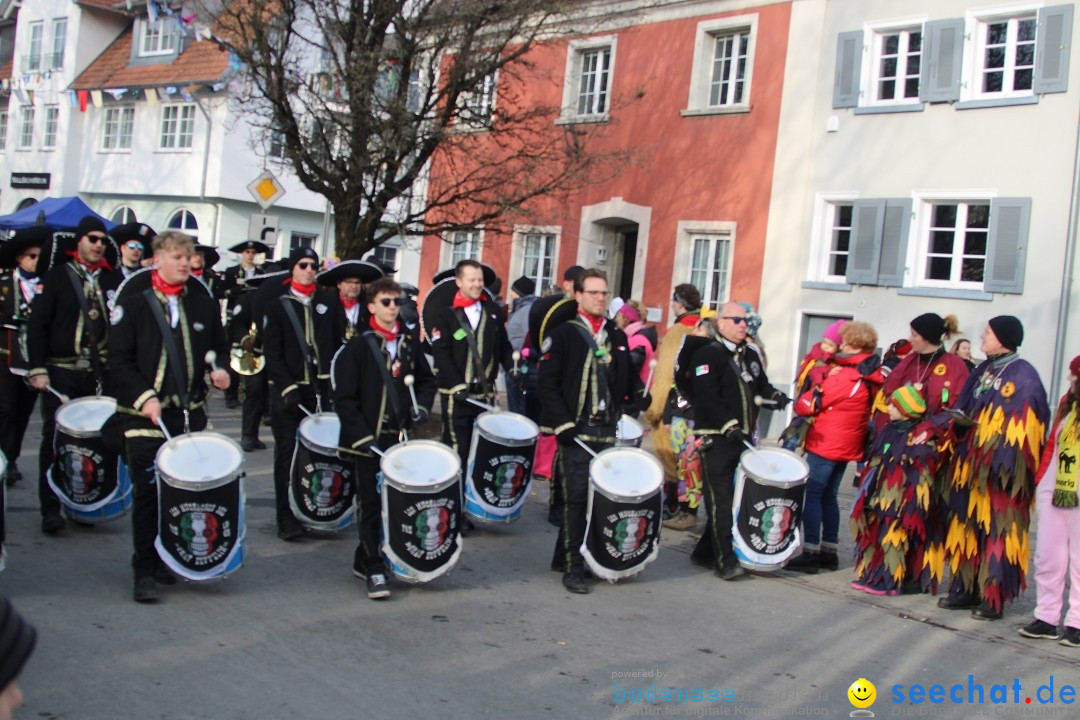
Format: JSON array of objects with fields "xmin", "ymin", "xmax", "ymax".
[{"xmin": 230, "ymin": 322, "xmax": 265, "ymax": 375}]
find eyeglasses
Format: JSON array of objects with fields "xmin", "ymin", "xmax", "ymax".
[
  {"xmin": 723, "ymin": 316, "xmax": 748, "ymax": 325},
  {"xmin": 296, "ymin": 261, "xmax": 317, "ymax": 270},
  {"xmin": 581, "ymin": 290, "xmax": 610, "ymax": 297},
  {"xmin": 376, "ymin": 297, "xmax": 401, "ymax": 307},
  {"xmin": 85, "ymin": 234, "xmax": 108, "ymax": 244},
  {"xmin": 125, "ymin": 242, "xmax": 144, "ymax": 251}
]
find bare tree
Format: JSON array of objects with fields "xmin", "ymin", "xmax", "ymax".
[{"xmin": 207, "ymin": 0, "xmax": 636, "ymax": 259}]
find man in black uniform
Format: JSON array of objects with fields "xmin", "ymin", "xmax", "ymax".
[
  {"xmin": 263, "ymin": 246, "xmax": 330, "ymax": 540},
  {"xmin": 0, "ymin": 227, "xmax": 47, "ymax": 486},
  {"xmin": 539, "ymin": 268, "xmax": 647, "ymax": 594},
  {"xmin": 229, "ymin": 264, "xmax": 282, "ymax": 452},
  {"xmin": 222, "ymin": 240, "xmax": 269, "ymax": 408},
  {"xmin": 333, "ymin": 277, "xmax": 437, "ymax": 599},
  {"xmin": 190, "ymin": 244, "xmax": 224, "ymax": 299},
  {"xmin": 28, "ymin": 216, "xmax": 123, "ymax": 534},
  {"xmin": 315, "ymin": 260, "xmax": 385, "ymax": 374},
  {"xmin": 111, "ymin": 223, "xmax": 154, "ymax": 280},
  {"xmin": 689, "ymin": 301, "xmax": 790, "ymax": 580},
  {"xmin": 107, "ymin": 231, "xmax": 230, "ymax": 602}
]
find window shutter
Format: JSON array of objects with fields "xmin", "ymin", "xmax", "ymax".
[
  {"xmin": 984, "ymin": 198, "xmax": 1032, "ymax": 295},
  {"xmin": 845, "ymin": 199, "xmax": 885, "ymax": 285},
  {"xmin": 833, "ymin": 31, "xmax": 863, "ymax": 108},
  {"xmin": 1035, "ymin": 5, "xmax": 1073, "ymax": 94},
  {"xmin": 920, "ymin": 19, "xmax": 964, "ymax": 103},
  {"xmin": 877, "ymin": 199, "xmax": 912, "ymax": 287}
]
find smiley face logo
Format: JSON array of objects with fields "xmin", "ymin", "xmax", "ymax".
[{"xmin": 848, "ymin": 678, "xmax": 876, "ymax": 709}]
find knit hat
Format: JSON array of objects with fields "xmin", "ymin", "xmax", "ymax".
[
  {"xmin": 910, "ymin": 313, "xmax": 946, "ymax": 345},
  {"xmin": 823, "ymin": 319, "xmax": 845, "ymax": 345},
  {"xmin": 510, "ymin": 276, "xmax": 535, "ymax": 296},
  {"xmin": 0, "ymin": 596, "xmax": 37, "ymax": 691},
  {"xmin": 286, "ymin": 246, "xmax": 319, "ymax": 271},
  {"xmin": 617, "ymin": 302, "xmax": 642, "ymax": 324},
  {"xmin": 890, "ymin": 385, "xmax": 927, "ymax": 419},
  {"xmin": 75, "ymin": 215, "xmax": 107, "ymax": 239},
  {"xmin": 988, "ymin": 315, "xmax": 1024, "ymax": 351},
  {"xmin": 1070, "ymin": 354, "xmax": 1080, "ymax": 379}
]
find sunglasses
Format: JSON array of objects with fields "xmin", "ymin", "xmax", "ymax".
[
  {"xmin": 723, "ymin": 316, "xmax": 748, "ymax": 324},
  {"xmin": 296, "ymin": 261, "xmax": 317, "ymax": 270},
  {"xmin": 23, "ymin": 253, "xmax": 39, "ymax": 259},
  {"xmin": 376, "ymin": 297, "xmax": 401, "ymax": 307},
  {"xmin": 125, "ymin": 242, "xmax": 144, "ymax": 251},
  {"xmin": 85, "ymin": 234, "xmax": 108, "ymax": 244}
]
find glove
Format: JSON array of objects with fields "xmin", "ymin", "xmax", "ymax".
[
  {"xmin": 771, "ymin": 392, "xmax": 791, "ymax": 411},
  {"xmin": 356, "ymin": 438, "xmax": 376, "ymax": 455},
  {"xmin": 452, "ymin": 389, "xmax": 468, "ymax": 403},
  {"xmin": 282, "ymin": 389, "xmax": 300, "ymax": 413},
  {"xmin": 412, "ymin": 407, "xmax": 430, "ymax": 425},
  {"xmin": 556, "ymin": 426, "xmax": 577, "ymax": 446},
  {"xmin": 635, "ymin": 392, "xmax": 653, "ymax": 414},
  {"xmin": 724, "ymin": 427, "xmax": 748, "ymax": 447},
  {"xmin": 509, "ymin": 369, "xmax": 524, "ymax": 390}
]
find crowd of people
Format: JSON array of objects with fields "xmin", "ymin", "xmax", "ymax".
[{"xmin": 1, "ymin": 217, "xmax": 1078, "ymax": 653}]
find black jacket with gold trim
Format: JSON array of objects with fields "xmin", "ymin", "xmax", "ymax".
[
  {"xmin": 108, "ymin": 277, "xmax": 229, "ymax": 414},
  {"xmin": 332, "ymin": 324, "xmax": 436, "ymax": 456},
  {"xmin": 222, "ymin": 263, "xmax": 261, "ymax": 308},
  {"xmin": 263, "ymin": 286, "xmax": 333, "ymax": 400},
  {"xmin": 0, "ymin": 268, "xmax": 40, "ymax": 369},
  {"xmin": 429, "ymin": 300, "xmax": 512, "ymax": 398},
  {"xmin": 690, "ymin": 338, "xmax": 783, "ymax": 438}
]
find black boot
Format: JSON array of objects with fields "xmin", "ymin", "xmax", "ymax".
[
  {"xmin": 818, "ymin": 549, "xmax": 839, "ymax": 572},
  {"xmin": 786, "ymin": 550, "xmax": 820, "ymax": 574}
]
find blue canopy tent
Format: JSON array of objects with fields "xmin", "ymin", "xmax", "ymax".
[{"xmin": 0, "ymin": 197, "xmax": 115, "ymax": 233}]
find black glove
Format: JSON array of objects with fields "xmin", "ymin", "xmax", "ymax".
[
  {"xmin": 282, "ymin": 389, "xmax": 300, "ymax": 413},
  {"xmin": 635, "ymin": 392, "xmax": 653, "ymax": 414},
  {"xmin": 771, "ymin": 392, "xmax": 791, "ymax": 411},
  {"xmin": 556, "ymin": 426, "xmax": 577, "ymax": 446},
  {"xmin": 724, "ymin": 426, "xmax": 748, "ymax": 447},
  {"xmin": 356, "ymin": 438, "xmax": 376, "ymax": 455},
  {"xmin": 452, "ymin": 389, "xmax": 468, "ymax": 403},
  {"xmin": 509, "ymin": 369, "xmax": 524, "ymax": 390},
  {"xmin": 412, "ymin": 407, "xmax": 430, "ymax": 425}
]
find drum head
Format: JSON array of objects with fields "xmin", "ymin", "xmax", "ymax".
[
  {"xmin": 617, "ymin": 414, "xmax": 644, "ymax": 440},
  {"xmin": 300, "ymin": 413, "xmax": 341, "ymax": 450},
  {"xmin": 381, "ymin": 441, "xmax": 461, "ymax": 488},
  {"xmin": 157, "ymin": 432, "xmax": 244, "ymax": 490},
  {"xmin": 739, "ymin": 447, "xmax": 809, "ymax": 488},
  {"xmin": 591, "ymin": 448, "xmax": 663, "ymax": 497},
  {"xmin": 476, "ymin": 411, "xmax": 538, "ymax": 442},
  {"xmin": 55, "ymin": 397, "xmax": 117, "ymax": 435}
]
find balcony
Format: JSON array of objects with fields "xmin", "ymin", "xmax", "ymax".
[
  {"xmin": 21, "ymin": 54, "xmax": 41, "ymax": 72},
  {"xmin": 45, "ymin": 52, "xmax": 65, "ymax": 70}
]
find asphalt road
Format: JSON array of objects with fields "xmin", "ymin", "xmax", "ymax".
[{"xmin": 1, "ymin": 391, "xmax": 1076, "ymax": 719}]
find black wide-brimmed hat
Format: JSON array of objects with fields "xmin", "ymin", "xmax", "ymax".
[
  {"xmin": 228, "ymin": 240, "xmax": 271, "ymax": 254},
  {"xmin": 0, "ymin": 225, "xmax": 52, "ymax": 269},
  {"xmin": 110, "ymin": 222, "xmax": 156, "ymax": 247},
  {"xmin": 36, "ymin": 229, "xmax": 120, "ymax": 278},
  {"xmin": 193, "ymin": 244, "xmax": 221, "ymax": 268},
  {"xmin": 431, "ymin": 262, "xmax": 498, "ymax": 288},
  {"xmin": 673, "ymin": 334, "xmax": 712, "ymax": 405},
  {"xmin": 527, "ymin": 293, "xmax": 577, "ymax": 353},
  {"xmin": 420, "ymin": 276, "xmax": 496, "ymax": 342},
  {"xmin": 316, "ymin": 259, "xmax": 384, "ymax": 287}
]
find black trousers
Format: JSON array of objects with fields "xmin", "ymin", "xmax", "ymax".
[
  {"xmin": 352, "ymin": 434, "xmax": 397, "ymax": 576},
  {"xmin": 124, "ymin": 408, "xmax": 206, "ymax": 578},
  {"xmin": 225, "ymin": 365, "xmax": 240, "ymax": 402},
  {"xmin": 269, "ymin": 386, "xmax": 317, "ymax": 527},
  {"xmin": 551, "ymin": 439, "xmax": 610, "ymax": 573},
  {"xmin": 440, "ymin": 394, "xmax": 484, "ymax": 470},
  {"xmin": 693, "ymin": 438, "xmax": 741, "ymax": 571},
  {"xmin": 0, "ymin": 369, "xmax": 36, "ymax": 467},
  {"xmin": 241, "ymin": 372, "xmax": 266, "ymax": 441},
  {"xmin": 38, "ymin": 367, "xmax": 98, "ymax": 517}
]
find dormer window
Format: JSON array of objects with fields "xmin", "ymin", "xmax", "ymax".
[{"xmin": 140, "ymin": 18, "xmax": 177, "ymax": 57}]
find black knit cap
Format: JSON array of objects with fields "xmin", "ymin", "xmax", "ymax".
[
  {"xmin": 0, "ymin": 596, "xmax": 37, "ymax": 690},
  {"xmin": 510, "ymin": 276, "xmax": 535, "ymax": 296},
  {"xmin": 286, "ymin": 246, "xmax": 319, "ymax": 271},
  {"xmin": 909, "ymin": 313, "xmax": 946, "ymax": 345},
  {"xmin": 988, "ymin": 315, "xmax": 1024, "ymax": 351},
  {"xmin": 75, "ymin": 215, "xmax": 106, "ymax": 239}
]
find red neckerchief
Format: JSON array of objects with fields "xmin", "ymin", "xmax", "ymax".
[
  {"xmin": 369, "ymin": 315, "xmax": 399, "ymax": 342},
  {"xmin": 150, "ymin": 270, "xmax": 185, "ymax": 296},
  {"xmin": 65, "ymin": 250, "xmax": 113, "ymax": 273},
  {"xmin": 578, "ymin": 310, "xmax": 604, "ymax": 335},
  {"xmin": 190, "ymin": 268, "xmax": 204, "ymax": 277},
  {"xmin": 341, "ymin": 295, "xmax": 359, "ymax": 310},
  {"xmin": 452, "ymin": 290, "xmax": 481, "ymax": 309},
  {"xmin": 290, "ymin": 280, "xmax": 316, "ymax": 297},
  {"xmin": 676, "ymin": 312, "xmax": 700, "ymax": 328}
]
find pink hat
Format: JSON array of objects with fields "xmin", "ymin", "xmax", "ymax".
[
  {"xmin": 617, "ymin": 303, "xmax": 642, "ymax": 324},
  {"xmin": 823, "ymin": 319, "xmax": 846, "ymax": 345}
]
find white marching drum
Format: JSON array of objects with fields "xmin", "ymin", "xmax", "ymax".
[
  {"xmin": 732, "ymin": 446, "xmax": 809, "ymax": 571},
  {"xmin": 581, "ymin": 447, "xmax": 664, "ymax": 581},
  {"xmin": 0, "ymin": 451, "xmax": 7, "ymax": 572},
  {"xmin": 47, "ymin": 396, "xmax": 132, "ymax": 523},
  {"xmin": 379, "ymin": 441, "xmax": 463, "ymax": 583},
  {"xmin": 615, "ymin": 414, "xmax": 645, "ymax": 447},
  {"xmin": 465, "ymin": 411, "xmax": 538, "ymax": 523},
  {"xmin": 154, "ymin": 432, "xmax": 247, "ymax": 581},
  {"xmin": 289, "ymin": 413, "xmax": 356, "ymax": 531}
]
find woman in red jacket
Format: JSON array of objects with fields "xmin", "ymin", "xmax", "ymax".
[{"xmin": 787, "ymin": 321, "xmax": 880, "ymax": 573}]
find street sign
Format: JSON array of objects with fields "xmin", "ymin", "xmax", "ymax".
[
  {"xmin": 247, "ymin": 170, "xmax": 286, "ymax": 209},
  {"xmin": 248, "ymin": 213, "xmax": 280, "ymax": 246}
]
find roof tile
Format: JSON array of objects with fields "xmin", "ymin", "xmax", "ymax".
[{"xmin": 70, "ymin": 26, "xmax": 230, "ymax": 90}]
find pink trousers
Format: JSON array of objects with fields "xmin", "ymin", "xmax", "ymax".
[{"xmin": 1033, "ymin": 437, "xmax": 1080, "ymax": 628}]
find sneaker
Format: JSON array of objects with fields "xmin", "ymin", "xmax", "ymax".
[
  {"xmin": 785, "ymin": 551, "xmax": 820, "ymax": 574},
  {"xmin": 367, "ymin": 573, "xmax": 391, "ymax": 600},
  {"xmin": 818, "ymin": 551, "xmax": 839, "ymax": 571},
  {"xmin": 1018, "ymin": 619, "xmax": 1061, "ymax": 640},
  {"xmin": 850, "ymin": 579, "xmax": 899, "ymax": 597},
  {"xmin": 133, "ymin": 576, "xmax": 159, "ymax": 603},
  {"xmin": 241, "ymin": 437, "xmax": 267, "ymax": 452},
  {"xmin": 41, "ymin": 512, "xmax": 66, "ymax": 534},
  {"xmin": 277, "ymin": 518, "xmax": 305, "ymax": 541},
  {"xmin": 4, "ymin": 464, "xmax": 20, "ymax": 487},
  {"xmin": 662, "ymin": 511, "xmax": 697, "ymax": 532},
  {"xmin": 562, "ymin": 571, "xmax": 590, "ymax": 594},
  {"xmin": 716, "ymin": 563, "xmax": 746, "ymax": 581},
  {"xmin": 1060, "ymin": 627, "xmax": 1080, "ymax": 648}
]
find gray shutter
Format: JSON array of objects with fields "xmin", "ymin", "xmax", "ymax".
[
  {"xmin": 833, "ymin": 31, "xmax": 863, "ymax": 108},
  {"xmin": 984, "ymin": 198, "xmax": 1032, "ymax": 294},
  {"xmin": 1035, "ymin": 5, "xmax": 1073, "ymax": 94},
  {"xmin": 877, "ymin": 199, "xmax": 912, "ymax": 287},
  {"xmin": 920, "ymin": 19, "xmax": 964, "ymax": 103},
  {"xmin": 845, "ymin": 200, "xmax": 885, "ymax": 285}
]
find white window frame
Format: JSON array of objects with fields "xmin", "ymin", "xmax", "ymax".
[
  {"xmin": 26, "ymin": 21, "xmax": 43, "ymax": 71},
  {"xmin": 42, "ymin": 105, "xmax": 59, "ymax": 150},
  {"xmin": 962, "ymin": 3, "xmax": 1042, "ymax": 102},
  {"xmin": 558, "ymin": 35, "xmax": 617, "ymax": 123},
  {"xmin": 167, "ymin": 209, "xmax": 199, "ymax": 238},
  {"xmin": 17, "ymin": 106, "xmax": 34, "ymax": 150},
  {"xmin": 865, "ymin": 22, "xmax": 925, "ymax": 106},
  {"xmin": 671, "ymin": 220, "xmax": 736, "ymax": 317},
  {"xmin": 0, "ymin": 109, "xmax": 8, "ymax": 151},
  {"xmin": 457, "ymin": 70, "xmax": 497, "ymax": 130},
  {"xmin": 509, "ymin": 225, "xmax": 561, "ymax": 294},
  {"xmin": 50, "ymin": 17, "xmax": 67, "ymax": 70},
  {"xmin": 159, "ymin": 104, "xmax": 195, "ymax": 150},
  {"xmin": 367, "ymin": 244, "xmax": 399, "ymax": 272},
  {"xmin": 806, "ymin": 192, "xmax": 859, "ymax": 283},
  {"xmin": 102, "ymin": 106, "xmax": 135, "ymax": 151},
  {"xmin": 441, "ymin": 229, "xmax": 483, "ymax": 268},
  {"xmin": 908, "ymin": 189, "xmax": 998, "ymax": 290},
  {"xmin": 684, "ymin": 15, "xmax": 757, "ymax": 115},
  {"xmin": 140, "ymin": 18, "xmax": 177, "ymax": 57},
  {"xmin": 110, "ymin": 206, "xmax": 137, "ymax": 225}
]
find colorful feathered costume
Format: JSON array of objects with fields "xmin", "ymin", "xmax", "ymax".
[{"xmin": 944, "ymin": 355, "xmax": 1049, "ymax": 612}]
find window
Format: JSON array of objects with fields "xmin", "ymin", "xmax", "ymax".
[
  {"xmin": 685, "ymin": 16, "xmax": 756, "ymax": 114},
  {"xmin": 159, "ymin": 105, "xmax": 195, "ymax": 149},
  {"xmin": 18, "ymin": 106, "xmax": 33, "ymax": 149},
  {"xmin": 49, "ymin": 18, "xmax": 67, "ymax": 70},
  {"xmin": 25, "ymin": 22, "xmax": 43, "ymax": 71},
  {"xmin": 103, "ymin": 107, "xmax": 135, "ymax": 150},
  {"xmin": 449, "ymin": 230, "xmax": 480, "ymax": 266},
  {"xmin": 560, "ymin": 36, "xmax": 617, "ymax": 122},
  {"xmin": 290, "ymin": 232, "xmax": 316, "ymax": 250},
  {"xmin": 368, "ymin": 244, "xmax": 398, "ymax": 271},
  {"xmin": 521, "ymin": 232, "xmax": 556, "ymax": 291},
  {"xmin": 141, "ymin": 18, "xmax": 177, "ymax": 56},
  {"xmin": 458, "ymin": 72, "xmax": 496, "ymax": 129},
  {"xmin": 826, "ymin": 204, "xmax": 854, "ymax": 278},
  {"xmin": 0, "ymin": 109, "xmax": 8, "ymax": 151},
  {"xmin": 111, "ymin": 206, "xmax": 137, "ymax": 224},
  {"xmin": 42, "ymin": 106, "xmax": 59, "ymax": 149},
  {"xmin": 689, "ymin": 233, "xmax": 733, "ymax": 311},
  {"xmin": 872, "ymin": 28, "xmax": 922, "ymax": 103},
  {"xmin": 167, "ymin": 209, "xmax": 199, "ymax": 238},
  {"xmin": 974, "ymin": 15, "xmax": 1037, "ymax": 97},
  {"xmin": 268, "ymin": 127, "xmax": 286, "ymax": 159},
  {"xmin": 709, "ymin": 30, "xmax": 750, "ymax": 107},
  {"xmin": 920, "ymin": 202, "xmax": 990, "ymax": 287}
]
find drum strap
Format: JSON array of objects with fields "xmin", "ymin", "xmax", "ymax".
[
  {"xmin": 363, "ymin": 332, "xmax": 404, "ymax": 429},
  {"xmin": 454, "ymin": 308, "xmax": 492, "ymax": 398},
  {"xmin": 143, "ymin": 289, "xmax": 191, "ymax": 430},
  {"xmin": 64, "ymin": 264, "xmax": 106, "ymax": 388},
  {"xmin": 572, "ymin": 322, "xmax": 611, "ymax": 416},
  {"xmin": 279, "ymin": 296, "xmax": 321, "ymax": 409}
]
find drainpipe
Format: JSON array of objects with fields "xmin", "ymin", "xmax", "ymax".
[{"xmin": 1051, "ymin": 111, "xmax": 1080, "ymax": 401}]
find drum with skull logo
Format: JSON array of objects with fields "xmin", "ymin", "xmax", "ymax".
[
  {"xmin": 732, "ymin": 446, "xmax": 808, "ymax": 571},
  {"xmin": 464, "ymin": 411, "xmax": 538, "ymax": 524}
]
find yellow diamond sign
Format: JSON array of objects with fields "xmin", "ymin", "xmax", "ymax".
[{"xmin": 247, "ymin": 170, "xmax": 286, "ymax": 209}]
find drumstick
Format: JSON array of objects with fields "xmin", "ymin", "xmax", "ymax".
[
  {"xmin": 367, "ymin": 445, "xmax": 403, "ymax": 469},
  {"xmin": 742, "ymin": 439, "xmax": 777, "ymax": 472},
  {"xmin": 574, "ymin": 437, "xmax": 611, "ymax": 468},
  {"xmin": 465, "ymin": 397, "xmax": 495, "ymax": 412},
  {"xmin": 46, "ymin": 386, "xmax": 71, "ymax": 404},
  {"xmin": 643, "ymin": 358, "xmax": 658, "ymax": 396},
  {"xmin": 753, "ymin": 396, "xmax": 779, "ymax": 407},
  {"xmin": 298, "ymin": 404, "xmax": 315, "ymax": 417},
  {"xmin": 156, "ymin": 418, "xmax": 174, "ymax": 442},
  {"xmin": 512, "ymin": 350, "xmax": 521, "ymax": 373},
  {"xmin": 403, "ymin": 374, "xmax": 421, "ymax": 420}
]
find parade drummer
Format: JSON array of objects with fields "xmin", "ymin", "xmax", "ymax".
[
  {"xmin": 332, "ymin": 277, "xmax": 437, "ymax": 600},
  {"xmin": 27, "ymin": 216, "xmax": 123, "ymax": 535},
  {"xmin": 0, "ymin": 227, "xmax": 47, "ymax": 487},
  {"xmin": 111, "ymin": 223, "xmax": 154, "ymax": 280},
  {"xmin": 222, "ymin": 240, "xmax": 269, "ymax": 408},
  {"xmin": 538, "ymin": 268, "xmax": 647, "ymax": 594},
  {"xmin": 263, "ymin": 247, "xmax": 332, "ymax": 541},
  {"xmin": 316, "ymin": 259, "xmax": 386, "ymax": 363},
  {"xmin": 105, "ymin": 231, "xmax": 230, "ymax": 603},
  {"xmin": 190, "ymin": 244, "xmax": 224, "ymax": 300},
  {"xmin": 688, "ymin": 301, "xmax": 789, "ymax": 581}
]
